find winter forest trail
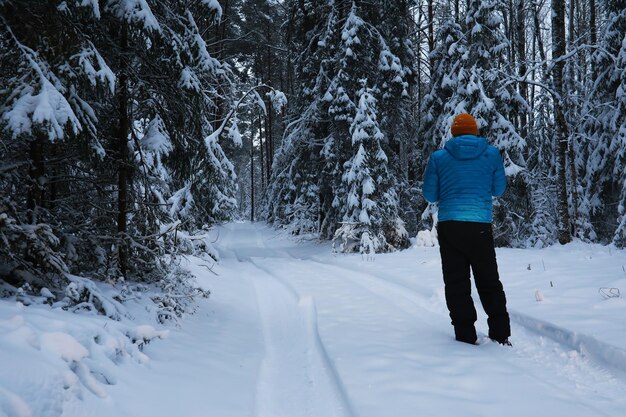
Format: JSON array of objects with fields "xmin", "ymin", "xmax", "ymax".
[{"xmin": 170, "ymin": 222, "xmax": 626, "ymax": 417}]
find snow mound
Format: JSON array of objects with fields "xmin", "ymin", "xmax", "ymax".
[
  {"xmin": 414, "ymin": 229, "xmax": 438, "ymax": 247},
  {"xmin": 0, "ymin": 300, "xmax": 169, "ymax": 415}
]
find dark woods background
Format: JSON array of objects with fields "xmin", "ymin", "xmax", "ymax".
[{"xmin": 1, "ymin": 0, "xmax": 625, "ymax": 307}]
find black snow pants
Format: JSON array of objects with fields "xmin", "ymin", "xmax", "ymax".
[{"xmin": 437, "ymin": 220, "xmax": 510, "ymax": 343}]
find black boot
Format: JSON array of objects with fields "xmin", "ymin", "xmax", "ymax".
[
  {"xmin": 491, "ymin": 337, "xmax": 512, "ymax": 347},
  {"xmin": 455, "ymin": 326, "xmax": 478, "ymax": 345}
]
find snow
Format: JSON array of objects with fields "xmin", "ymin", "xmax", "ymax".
[
  {"xmin": 179, "ymin": 67, "xmax": 201, "ymax": 92},
  {"xmin": 0, "ymin": 387, "xmax": 32, "ymax": 417},
  {"xmin": 415, "ymin": 228, "xmax": 438, "ymax": 247},
  {"xmin": 227, "ymin": 117, "xmax": 243, "ymax": 147},
  {"xmin": 79, "ymin": 0, "xmax": 101, "ymax": 19},
  {"xmin": 362, "ymin": 177, "xmax": 375, "ymax": 195},
  {"xmin": 3, "ymin": 223, "xmax": 626, "ymax": 416},
  {"xmin": 267, "ymin": 90, "xmax": 288, "ymax": 112},
  {"xmin": 168, "ymin": 183, "xmax": 194, "ymax": 218},
  {"xmin": 200, "ymin": 0, "xmax": 222, "ymax": 21},
  {"xmin": 40, "ymin": 332, "xmax": 89, "ymax": 362},
  {"xmin": 73, "ymin": 45, "xmax": 115, "ymax": 94},
  {"xmin": 3, "ymin": 78, "xmax": 81, "ymax": 141},
  {"xmin": 140, "ymin": 116, "xmax": 172, "ymax": 155},
  {"xmin": 106, "ymin": 0, "xmax": 161, "ymax": 32}
]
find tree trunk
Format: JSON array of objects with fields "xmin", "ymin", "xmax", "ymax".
[
  {"xmin": 551, "ymin": 0, "xmax": 572, "ymax": 244},
  {"xmin": 286, "ymin": 8, "xmax": 295, "ymax": 98},
  {"xmin": 567, "ymin": 0, "xmax": 576, "ymax": 92},
  {"xmin": 258, "ymin": 112, "xmax": 266, "ymax": 190},
  {"xmin": 503, "ymin": 1, "xmax": 512, "ymax": 64},
  {"xmin": 427, "ymin": 0, "xmax": 434, "ymax": 71},
  {"xmin": 566, "ymin": 0, "xmax": 580, "ymax": 236},
  {"xmin": 533, "ymin": 1, "xmax": 547, "ymax": 64},
  {"xmin": 516, "ymin": 0, "xmax": 528, "ymax": 138},
  {"xmin": 117, "ymin": 22, "xmax": 130, "ymax": 276},
  {"xmin": 27, "ymin": 134, "xmax": 45, "ymax": 224},
  {"xmin": 250, "ymin": 138, "xmax": 255, "ymax": 222},
  {"xmin": 266, "ymin": 26, "xmax": 274, "ymax": 175},
  {"xmin": 589, "ymin": 0, "xmax": 597, "ymax": 79},
  {"xmin": 264, "ymin": 112, "xmax": 272, "ymax": 179}
]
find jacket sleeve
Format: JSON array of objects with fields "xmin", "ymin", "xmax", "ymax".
[
  {"xmin": 422, "ymin": 154, "xmax": 439, "ymax": 203},
  {"xmin": 491, "ymin": 150, "xmax": 506, "ymax": 197}
]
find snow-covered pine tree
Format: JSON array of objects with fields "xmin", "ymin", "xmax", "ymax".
[
  {"xmin": 375, "ymin": 0, "xmax": 417, "ymax": 238},
  {"xmin": 419, "ymin": 0, "xmax": 529, "ymax": 246},
  {"xmin": 265, "ymin": 0, "xmax": 331, "ymax": 236},
  {"xmin": 331, "ymin": 3, "xmax": 408, "ymax": 252},
  {"xmin": 514, "ymin": 0, "xmax": 561, "ymax": 247},
  {"xmin": 269, "ymin": 0, "xmax": 409, "ymax": 252},
  {"xmin": 83, "ymin": 0, "xmax": 240, "ymax": 278},
  {"xmin": 579, "ymin": 2, "xmax": 626, "ymax": 245},
  {"xmin": 523, "ymin": 86, "xmax": 560, "ymax": 248},
  {"xmin": 338, "ymin": 83, "xmax": 402, "ymax": 253},
  {"xmin": 419, "ymin": 15, "xmax": 466, "ymax": 166},
  {"xmin": 416, "ymin": 12, "xmax": 466, "ymax": 232},
  {"xmin": 0, "ymin": 0, "xmax": 112, "ymax": 286},
  {"xmin": 224, "ymin": 0, "xmax": 289, "ymax": 220},
  {"xmin": 166, "ymin": 0, "xmax": 239, "ymax": 228},
  {"xmin": 1, "ymin": 0, "xmax": 239, "ymax": 311},
  {"xmin": 613, "ymin": 3, "xmax": 626, "ymax": 246}
]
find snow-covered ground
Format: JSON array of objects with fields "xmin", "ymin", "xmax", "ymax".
[{"xmin": 2, "ymin": 221, "xmax": 626, "ymax": 417}]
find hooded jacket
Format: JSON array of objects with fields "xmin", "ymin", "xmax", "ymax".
[{"xmin": 422, "ymin": 135, "xmax": 506, "ymax": 223}]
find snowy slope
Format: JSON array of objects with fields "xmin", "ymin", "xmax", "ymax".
[{"xmin": 2, "ymin": 222, "xmax": 626, "ymax": 417}]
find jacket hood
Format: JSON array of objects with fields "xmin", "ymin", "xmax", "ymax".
[{"xmin": 444, "ymin": 135, "xmax": 489, "ymax": 160}]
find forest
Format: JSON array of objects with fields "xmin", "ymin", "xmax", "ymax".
[{"xmin": 1, "ymin": 0, "xmax": 625, "ymax": 312}]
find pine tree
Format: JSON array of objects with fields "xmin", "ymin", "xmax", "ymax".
[
  {"xmin": 1, "ymin": 1, "xmax": 110, "ymax": 282},
  {"xmin": 376, "ymin": 0, "xmax": 418, "ymax": 236},
  {"xmin": 265, "ymin": 0, "xmax": 331, "ymax": 235},
  {"xmin": 268, "ymin": 0, "xmax": 410, "ymax": 252},
  {"xmin": 419, "ymin": 0, "xmax": 529, "ymax": 245},
  {"xmin": 1, "ymin": 0, "xmax": 239, "ymax": 304},
  {"xmin": 420, "ymin": 15, "xmax": 466, "ymax": 159},
  {"xmin": 579, "ymin": 2, "xmax": 626, "ymax": 245},
  {"xmin": 337, "ymin": 83, "xmax": 405, "ymax": 253}
]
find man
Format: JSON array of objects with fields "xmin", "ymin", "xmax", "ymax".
[{"xmin": 422, "ymin": 113, "xmax": 511, "ymax": 346}]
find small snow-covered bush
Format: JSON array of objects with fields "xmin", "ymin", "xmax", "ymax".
[
  {"xmin": 59, "ymin": 275, "xmax": 128, "ymax": 320},
  {"xmin": 415, "ymin": 228, "xmax": 438, "ymax": 247},
  {"xmin": 151, "ymin": 263, "xmax": 210, "ymax": 325},
  {"xmin": 332, "ymin": 223, "xmax": 385, "ymax": 255},
  {"xmin": 332, "ymin": 223, "xmax": 362, "ymax": 253},
  {"xmin": 158, "ymin": 221, "xmax": 220, "ymax": 262}
]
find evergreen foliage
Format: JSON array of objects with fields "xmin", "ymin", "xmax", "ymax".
[
  {"xmin": 1, "ymin": 0, "xmax": 236, "ymax": 317},
  {"xmin": 579, "ymin": 2, "xmax": 626, "ymax": 245},
  {"xmin": 267, "ymin": 0, "xmax": 413, "ymax": 253},
  {"xmin": 2, "ymin": 0, "xmax": 626, "ymax": 315}
]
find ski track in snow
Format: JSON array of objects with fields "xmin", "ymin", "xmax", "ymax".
[
  {"xmin": 217, "ymin": 223, "xmax": 626, "ymax": 417},
  {"xmin": 5, "ymin": 222, "xmax": 625, "ymax": 417},
  {"xmin": 296, "ymin": 255, "xmax": 626, "ymax": 407},
  {"xmin": 228, "ymin": 236, "xmax": 354, "ymax": 417}
]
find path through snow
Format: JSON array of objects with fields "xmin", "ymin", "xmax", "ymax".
[
  {"xmin": 5, "ymin": 221, "xmax": 626, "ymax": 417},
  {"xmin": 178, "ymin": 222, "xmax": 626, "ymax": 417}
]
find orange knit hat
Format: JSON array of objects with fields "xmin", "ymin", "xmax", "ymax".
[{"xmin": 451, "ymin": 113, "xmax": 478, "ymax": 137}]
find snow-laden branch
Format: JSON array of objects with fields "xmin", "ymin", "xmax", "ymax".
[
  {"xmin": 204, "ymin": 84, "xmax": 287, "ymax": 151},
  {"xmin": 1, "ymin": 20, "xmax": 81, "ymax": 141}
]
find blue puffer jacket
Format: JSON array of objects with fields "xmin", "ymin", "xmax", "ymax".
[{"xmin": 422, "ymin": 135, "xmax": 506, "ymax": 223}]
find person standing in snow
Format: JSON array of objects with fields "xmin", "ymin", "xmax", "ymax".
[{"xmin": 422, "ymin": 113, "xmax": 511, "ymax": 346}]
